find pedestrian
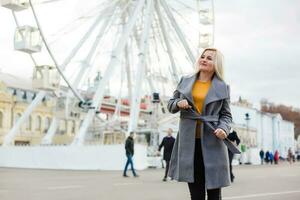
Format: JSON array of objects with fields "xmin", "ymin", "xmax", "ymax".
[
  {"xmin": 288, "ymin": 148, "xmax": 293, "ymax": 164},
  {"xmin": 265, "ymin": 151, "xmax": 270, "ymax": 164},
  {"xmin": 158, "ymin": 128, "xmax": 176, "ymax": 182},
  {"xmin": 167, "ymin": 48, "xmax": 232, "ymax": 200},
  {"xmin": 259, "ymin": 149, "xmax": 265, "ymax": 165},
  {"xmin": 274, "ymin": 150, "xmax": 279, "ymax": 164},
  {"xmin": 123, "ymin": 132, "xmax": 139, "ymax": 177},
  {"xmin": 296, "ymin": 150, "xmax": 300, "ymax": 161},
  {"xmin": 269, "ymin": 152, "xmax": 274, "ymax": 164},
  {"xmin": 227, "ymin": 129, "xmax": 240, "ymax": 182}
]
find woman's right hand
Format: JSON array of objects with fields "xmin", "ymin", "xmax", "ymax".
[{"xmin": 176, "ymin": 99, "xmax": 192, "ymax": 109}]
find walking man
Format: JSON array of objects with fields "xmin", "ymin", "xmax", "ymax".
[
  {"xmin": 158, "ymin": 128, "xmax": 175, "ymax": 181},
  {"xmin": 123, "ymin": 132, "xmax": 139, "ymax": 177}
]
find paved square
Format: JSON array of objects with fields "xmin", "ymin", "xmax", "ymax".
[{"xmin": 0, "ymin": 163, "xmax": 299, "ymax": 200}]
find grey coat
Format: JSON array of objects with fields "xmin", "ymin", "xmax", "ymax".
[{"xmin": 167, "ymin": 74, "xmax": 232, "ymax": 189}]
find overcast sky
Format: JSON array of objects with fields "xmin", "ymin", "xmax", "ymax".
[
  {"xmin": 0, "ymin": 0, "xmax": 299, "ymax": 108},
  {"xmin": 214, "ymin": 0, "xmax": 300, "ymax": 108}
]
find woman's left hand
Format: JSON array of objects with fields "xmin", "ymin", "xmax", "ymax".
[{"xmin": 214, "ymin": 128, "xmax": 227, "ymax": 140}]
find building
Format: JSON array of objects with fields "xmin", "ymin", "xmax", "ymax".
[
  {"xmin": 231, "ymin": 98, "xmax": 295, "ymax": 161},
  {"xmin": 0, "ymin": 72, "xmax": 81, "ymax": 145}
]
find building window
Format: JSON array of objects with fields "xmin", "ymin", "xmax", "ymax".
[
  {"xmin": 0, "ymin": 111, "xmax": 3, "ymax": 128},
  {"xmin": 26, "ymin": 116, "xmax": 32, "ymax": 130},
  {"xmin": 14, "ymin": 113, "xmax": 21, "ymax": 125},
  {"xmin": 59, "ymin": 120, "xmax": 67, "ymax": 135},
  {"xmin": 71, "ymin": 120, "xmax": 76, "ymax": 134},
  {"xmin": 44, "ymin": 117, "xmax": 51, "ymax": 133},
  {"xmin": 35, "ymin": 116, "xmax": 42, "ymax": 131}
]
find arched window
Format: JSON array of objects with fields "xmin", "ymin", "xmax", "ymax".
[
  {"xmin": 26, "ymin": 116, "xmax": 32, "ymax": 130},
  {"xmin": 44, "ymin": 117, "xmax": 51, "ymax": 133},
  {"xmin": 35, "ymin": 116, "xmax": 42, "ymax": 131},
  {"xmin": 14, "ymin": 113, "xmax": 21, "ymax": 125},
  {"xmin": 0, "ymin": 111, "xmax": 3, "ymax": 128},
  {"xmin": 71, "ymin": 120, "xmax": 76, "ymax": 134},
  {"xmin": 59, "ymin": 120, "xmax": 67, "ymax": 135}
]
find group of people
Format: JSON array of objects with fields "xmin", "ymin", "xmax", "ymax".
[
  {"xmin": 123, "ymin": 48, "xmax": 238, "ymax": 200},
  {"xmin": 259, "ymin": 147, "xmax": 297, "ymax": 165},
  {"xmin": 259, "ymin": 149, "xmax": 280, "ymax": 165},
  {"xmin": 122, "ymin": 128, "xmax": 176, "ymax": 181}
]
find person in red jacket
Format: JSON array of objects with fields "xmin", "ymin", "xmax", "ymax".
[{"xmin": 274, "ymin": 150, "xmax": 279, "ymax": 164}]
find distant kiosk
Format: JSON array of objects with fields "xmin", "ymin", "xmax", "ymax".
[
  {"xmin": 14, "ymin": 26, "xmax": 42, "ymax": 53},
  {"xmin": 1, "ymin": 0, "xmax": 29, "ymax": 11}
]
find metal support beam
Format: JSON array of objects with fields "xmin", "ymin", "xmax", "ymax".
[
  {"xmin": 154, "ymin": 0, "xmax": 179, "ymax": 83},
  {"xmin": 29, "ymin": 0, "xmax": 84, "ymax": 102},
  {"xmin": 159, "ymin": 0, "xmax": 196, "ymax": 64},
  {"xmin": 128, "ymin": 0, "xmax": 153, "ymax": 134},
  {"xmin": 41, "ymin": 7, "xmax": 116, "ymax": 145},
  {"xmin": 71, "ymin": 0, "xmax": 146, "ymax": 146}
]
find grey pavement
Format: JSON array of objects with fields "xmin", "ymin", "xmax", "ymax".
[{"xmin": 0, "ymin": 162, "xmax": 300, "ymax": 200}]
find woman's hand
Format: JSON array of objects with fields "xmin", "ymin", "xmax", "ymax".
[
  {"xmin": 214, "ymin": 128, "xmax": 227, "ymax": 140},
  {"xmin": 176, "ymin": 99, "xmax": 192, "ymax": 109}
]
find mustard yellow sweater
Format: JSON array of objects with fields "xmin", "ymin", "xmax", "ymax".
[{"xmin": 192, "ymin": 80, "xmax": 211, "ymax": 138}]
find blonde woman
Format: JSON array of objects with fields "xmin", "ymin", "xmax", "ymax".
[{"xmin": 167, "ymin": 48, "xmax": 232, "ymax": 200}]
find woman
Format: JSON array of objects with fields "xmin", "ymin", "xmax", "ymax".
[{"xmin": 167, "ymin": 48, "xmax": 232, "ymax": 200}]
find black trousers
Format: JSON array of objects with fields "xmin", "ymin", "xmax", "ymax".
[
  {"xmin": 188, "ymin": 139, "xmax": 221, "ymax": 200},
  {"xmin": 228, "ymin": 150, "xmax": 234, "ymax": 181},
  {"xmin": 164, "ymin": 160, "xmax": 170, "ymax": 178}
]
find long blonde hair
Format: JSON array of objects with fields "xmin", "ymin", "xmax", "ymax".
[{"xmin": 194, "ymin": 48, "xmax": 225, "ymax": 81}]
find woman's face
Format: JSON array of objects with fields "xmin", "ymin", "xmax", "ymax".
[{"xmin": 198, "ymin": 50, "xmax": 215, "ymax": 73}]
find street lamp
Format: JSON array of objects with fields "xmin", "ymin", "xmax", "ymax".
[
  {"xmin": 245, "ymin": 113, "xmax": 251, "ymax": 147},
  {"xmin": 150, "ymin": 92, "xmax": 160, "ymax": 147}
]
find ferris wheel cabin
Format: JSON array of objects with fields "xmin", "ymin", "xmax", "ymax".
[
  {"xmin": 14, "ymin": 25, "xmax": 42, "ymax": 53},
  {"xmin": 32, "ymin": 65, "xmax": 60, "ymax": 91},
  {"xmin": 1, "ymin": 0, "xmax": 29, "ymax": 11}
]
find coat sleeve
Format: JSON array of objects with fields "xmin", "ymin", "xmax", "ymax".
[
  {"xmin": 217, "ymin": 85, "xmax": 232, "ymax": 135},
  {"xmin": 158, "ymin": 138, "xmax": 165, "ymax": 151},
  {"xmin": 125, "ymin": 139, "xmax": 129, "ymax": 154},
  {"xmin": 167, "ymin": 77, "xmax": 183, "ymax": 114}
]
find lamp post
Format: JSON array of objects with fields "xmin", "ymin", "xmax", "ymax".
[
  {"xmin": 245, "ymin": 113, "xmax": 251, "ymax": 147},
  {"xmin": 244, "ymin": 113, "xmax": 251, "ymax": 164},
  {"xmin": 151, "ymin": 92, "xmax": 160, "ymax": 147}
]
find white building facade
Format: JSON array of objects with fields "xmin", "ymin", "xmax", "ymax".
[{"xmin": 231, "ymin": 104, "xmax": 295, "ymax": 163}]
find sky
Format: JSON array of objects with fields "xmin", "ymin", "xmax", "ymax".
[
  {"xmin": 214, "ymin": 0, "xmax": 300, "ymax": 108},
  {"xmin": 0, "ymin": 0, "xmax": 300, "ymax": 109}
]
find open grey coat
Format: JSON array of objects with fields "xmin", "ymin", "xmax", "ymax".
[{"xmin": 167, "ymin": 74, "xmax": 232, "ymax": 189}]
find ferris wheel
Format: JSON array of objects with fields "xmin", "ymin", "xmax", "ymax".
[{"xmin": 1, "ymin": 0, "xmax": 215, "ymax": 146}]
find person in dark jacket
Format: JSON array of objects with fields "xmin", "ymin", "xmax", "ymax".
[
  {"xmin": 123, "ymin": 132, "xmax": 138, "ymax": 177},
  {"xmin": 227, "ymin": 129, "xmax": 240, "ymax": 182},
  {"xmin": 265, "ymin": 151, "xmax": 270, "ymax": 164},
  {"xmin": 259, "ymin": 149, "xmax": 265, "ymax": 165},
  {"xmin": 158, "ymin": 128, "xmax": 175, "ymax": 181}
]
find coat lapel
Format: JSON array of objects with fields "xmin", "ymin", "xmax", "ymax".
[
  {"xmin": 176, "ymin": 74, "xmax": 197, "ymax": 107},
  {"xmin": 203, "ymin": 75, "xmax": 229, "ymax": 111}
]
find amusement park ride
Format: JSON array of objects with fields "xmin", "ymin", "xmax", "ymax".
[{"xmin": 1, "ymin": 0, "xmax": 215, "ymax": 148}]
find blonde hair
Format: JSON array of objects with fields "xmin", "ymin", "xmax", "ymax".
[{"xmin": 194, "ymin": 48, "xmax": 225, "ymax": 80}]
